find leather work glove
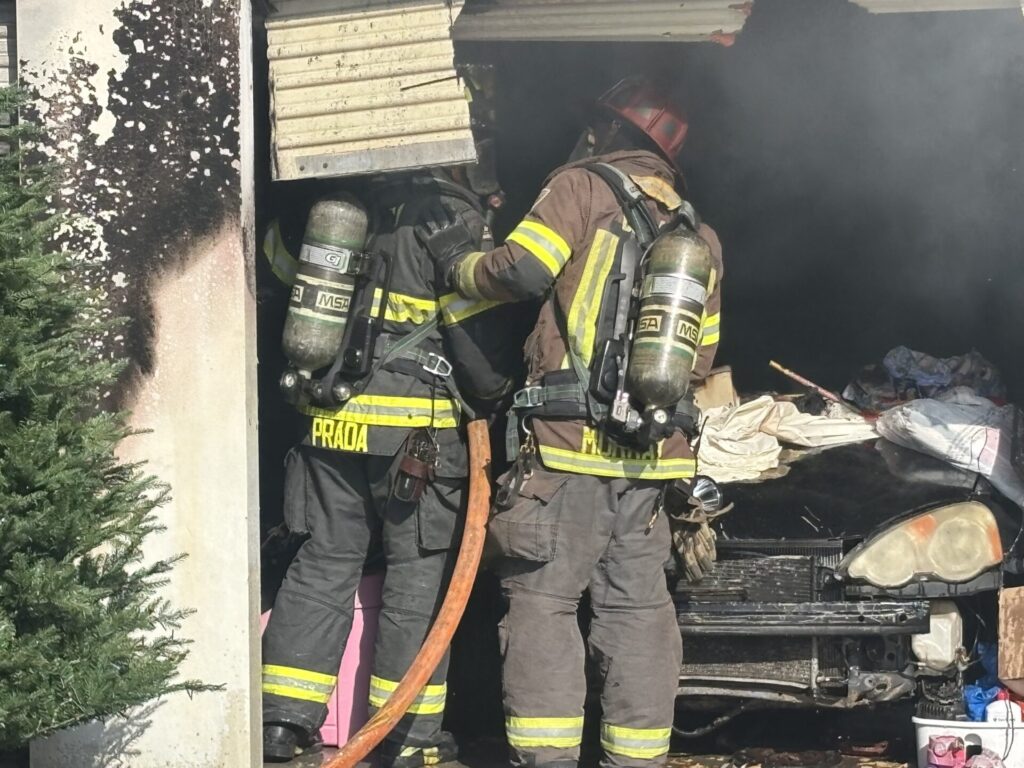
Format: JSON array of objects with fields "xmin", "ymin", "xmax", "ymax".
[
  {"xmin": 671, "ymin": 516, "xmax": 717, "ymax": 584},
  {"xmin": 663, "ymin": 477, "xmax": 733, "ymax": 583},
  {"xmin": 415, "ymin": 201, "xmax": 476, "ymax": 291}
]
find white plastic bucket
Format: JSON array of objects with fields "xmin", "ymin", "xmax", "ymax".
[{"xmin": 913, "ymin": 716, "xmax": 1024, "ymax": 767}]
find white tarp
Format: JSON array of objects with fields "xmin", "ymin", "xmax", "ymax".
[{"xmin": 697, "ymin": 395, "xmax": 878, "ymax": 482}]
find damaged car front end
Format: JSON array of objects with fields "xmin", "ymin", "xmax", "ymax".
[{"xmin": 674, "ymin": 439, "xmax": 1024, "ymax": 732}]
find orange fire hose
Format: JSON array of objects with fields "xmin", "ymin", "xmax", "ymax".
[{"xmin": 321, "ymin": 419, "xmax": 492, "ymax": 768}]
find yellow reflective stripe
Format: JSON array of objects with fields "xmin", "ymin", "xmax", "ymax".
[
  {"xmin": 456, "ymin": 251, "xmax": 487, "ymax": 299},
  {"xmin": 700, "ymin": 311, "xmax": 721, "ymax": 347},
  {"xmin": 375, "ymin": 694, "xmax": 446, "ymax": 713},
  {"xmin": 369, "ymin": 675, "xmax": 400, "ymax": 693},
  {"xmin": 262, "ymin": 682, "xmax": 333, "ymax": 704},
  {"xmin": 507, "ymin": 221, "xmax": 571, "ymax": 277},
  {"xmin": 506, "ymin": 716, "xmax": 585, "ymax": 749},
  {"xmin": 262, "ymin": 664, "xmax": 336, "ymax": 687},
  {"xmin": 262, "ymin": 220, "xmax": 299, "ymax": 286},
  {"xmin": 262, "ymin": 664, "xmax": 336, "ymax": 704},
  {"xmin": 508, "ymin": 716, "xmax": 586, "ymax": 728},
  {"xmin": 368, "ymin": 676, "xmax": 447, "ymax": 696},
  {"xmin": 368, "ymin": 676, "xmax": 447, "ymax": 715},
  {"xmin": 301, "ymin": 395, "xmax": 459, "ymax": 429},
  {"xmin": 602, "ymin": 724, "xmax": 672, "ymax": 741},
  {"xmin": 367, "ymin": 694, "xmax": 444, "ymax": 712},
  {"xmin": 566, "ymin": 229, "xmax": 617, "ymax": 367},
  {"xmin": 400, "ymin": 700, "xmax": 445, "ymax": 715},
  {"xmin": 439, "ymin": 292, "xmax": 501, "ymax": 325},
  {"xmin": 600, "ymin": 724, "xmax": 671, "ymax": 759},
  {"xmin": 539, "ymin": 445, "xmax": 696, "ymax": 480},
  {"xmin": 520, "ymin": 221, "xmax": 571, "ymax": 261},
  {"xmin": 370, "ymin": 288, "xmax": 440, "ymax": 325}
]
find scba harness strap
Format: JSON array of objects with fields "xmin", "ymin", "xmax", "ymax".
[
  {"xmin": 320, "ymin": 316, "xmax": 476, "ymax": 421},
  {"xmin": 506, "ymin": 163, "xmax": 701, "ymax": 457},
  {"xmin": 307, "ymin": 178, "xmax": 485, "ymax": 422}
]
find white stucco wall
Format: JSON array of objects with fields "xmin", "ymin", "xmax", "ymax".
[{"xmin": 20, "ymin": 1, "xmax": 260, "ymax": 766}]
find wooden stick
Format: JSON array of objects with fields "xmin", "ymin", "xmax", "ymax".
[
  {"xmin": 321, "ymin": 419, "xmax": 492, "ymax": 768},
  {"xmin": 769, "ymin": 360, "xmax": 863, "ymax": 415}
]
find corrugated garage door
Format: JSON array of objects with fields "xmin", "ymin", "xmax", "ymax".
[
  {"xmin": 0, "ymin": 0, "xmax": 15, "ymax": 89},
  {"xmin": 452, "ymin": 0, "xmax": 755, "ymax": 43},
  {"xmin": 267, "ymin": 0, "xmax": 475, "ymax": 181},
  {"xmin": 852, "ymin": 0, "xmax": 1019, "ymax": 12},
  {"xmin": 0, "ymin": 0, "xmax": 15, "ymax": 139},
  {"xmin": 450, "ymin": 0, "xmax": 1021, "ymax": 42}
]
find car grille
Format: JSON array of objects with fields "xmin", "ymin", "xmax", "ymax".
[
  {"xmin": 675, "ymin": 539, "xmax": 844, "ymax": 604},
  {"xmin": 676, "ymin": 540, "xmax": 846, "ymax": 692}
]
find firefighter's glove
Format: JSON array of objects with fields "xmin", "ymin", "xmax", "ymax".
[
  {"xmin": 415, "ymin": 202, "xmax": 476, "ymax": 292},
  {"xmin": 671, "ymin": 517, "xmax": 716, "ymax": 584},
  {"xmin": 664, "ymin": 478, "xmax": 733, "ymax": 584}
]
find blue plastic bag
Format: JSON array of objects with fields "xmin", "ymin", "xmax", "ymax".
[
  {"xmin": 965, "ymin": 683, "xmax": 1002, "ymax": 721},
  {"xmin": 964, "ymin": 642, "xmax": 1002, "ymax": 721}
]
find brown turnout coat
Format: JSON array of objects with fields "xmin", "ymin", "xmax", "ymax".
[{"xmin": 452, "ymin": 150, "xmax": 723, "ymax": 479}]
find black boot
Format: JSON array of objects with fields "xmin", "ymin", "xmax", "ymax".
[
  {"xmin": 381, "ymin": 732, "xmax": 459, "ymax": 768},
  {"xmin": 263, "ymin": 723, "xmax": 323, "ymax": 763},
  {"xmin": 263, "ymin": 725, "xmax": 298, "ymax": 763}
]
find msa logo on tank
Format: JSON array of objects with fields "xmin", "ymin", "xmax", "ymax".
[
  {"xmin": 677, "ymin": 319, "xmax": 700, "ymax": 344},
  {"xmin": 289, "ymin": 270, "xmax": 355, "ymax": 321},
  {"xmin": 634, "ymin": 273, "xmax": 705, "ymax": 355},
  {"xmin": 636, "ymin": 313, "xmax": 700, "ymax": 344},
  {"xmin": 580, "ymin": 427, "xmax": 663, "ymax": 461},
  {"xmin": 310, "ymin": 417, "xmax": 369, "ymax": 453},
  {"xmin": 315, "ymin": 290, "xmax": 350, "ymax": 313},
  {"xmin": 637, "ymin": 315, "xmax": 660, "ymax": 333}
]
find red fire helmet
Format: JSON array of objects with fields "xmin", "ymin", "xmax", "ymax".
[{"xmin": 596, "ymin": 77, "xmax": 689, "ymax": 174}]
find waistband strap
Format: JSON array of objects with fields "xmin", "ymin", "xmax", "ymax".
[{"xmin": 374, "ymin": 333, "xmax": 476, "ymax": 420}]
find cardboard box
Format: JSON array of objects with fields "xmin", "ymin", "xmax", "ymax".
[
  {"xmin": 693, "ymin": 366, "xmax": 739, "ymax": 412},
  {"xmin": 999, "ymin": 586, "xmax": 1024, "ymax": 697}
]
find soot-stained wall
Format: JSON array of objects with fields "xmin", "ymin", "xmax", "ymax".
[
  {"xmin": 21, "ymin": 1, "xmax": 261, "ymax": 766},
  {"xmin": 24, "ymin": 0, "xmax": 244, "ymax": 407},
  {"xmin": 463, "ymin": 0, "xmax": 1024, "ymax": 400}
]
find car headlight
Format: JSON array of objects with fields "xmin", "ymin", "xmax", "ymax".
[{"xmin": 839, "ymin": 502, "xmax": 1002, "ymax": 588}]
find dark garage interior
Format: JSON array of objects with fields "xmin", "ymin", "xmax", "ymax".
[{"xmin": 467, "ymin": 0, "xmax": 1024, "ymax": 401}]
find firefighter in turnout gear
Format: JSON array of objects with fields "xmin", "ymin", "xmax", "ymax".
[
  {"xmin": 260, "ymin": 170, "xmax": 516, "ymax": 764},
  {"xmin": 421, "ymin": 77, "xmax": 723, "ymax": 768}
]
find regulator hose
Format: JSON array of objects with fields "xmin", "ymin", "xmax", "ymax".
[{"xmin": 322, "ymin": 419, "xmax": 492, "ymax": 768}]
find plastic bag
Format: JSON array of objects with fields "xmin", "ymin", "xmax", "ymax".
[
  {"xmin": 876, "ymin": 392, "xmax": 1024, "ymax": 509},
  {"xmin": 965, "ymin": 684, "xmax": 1003, "ymax": 722},
  {"xmin": 964, "ymin": 643, "xmax": 1003, "ymax": 722},
  {"xmin": 883, "ymin": 346, "xmax": 1005, "ymax": 400}
]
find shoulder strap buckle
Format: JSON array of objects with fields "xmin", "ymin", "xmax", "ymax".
[
  {"xmin": 513, "ymin": 386, "xmax": 545, "ymax": 409},
  {"xmin": 422, "ymin": 352, "xmax": 453, "ymax": 378}
]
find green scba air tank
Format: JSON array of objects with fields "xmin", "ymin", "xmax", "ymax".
[
  {"xmin": 281, "ymin": 194, "xmax": 370, "ymax": 376},
  {"xmin": 627, "ymin": 225, "xmax": 713, "ymax": 409}
]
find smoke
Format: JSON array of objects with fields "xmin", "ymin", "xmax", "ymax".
[{"xmin": 464, "ymin": 0, "xmax": 1024, "ymax": 398}]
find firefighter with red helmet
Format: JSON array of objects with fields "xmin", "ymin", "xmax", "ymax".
[{"xmin": 419, "ymin": 77, "xmax": 723, "ymax": 768}]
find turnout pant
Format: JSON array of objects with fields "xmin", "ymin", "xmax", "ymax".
[
  {"xmin": 262, "ymin": 445, "xmax": 464, "ymax": 751},
  {"xmin": 489, "ymin": 468, "xmax": 682, "ymax": 768}
]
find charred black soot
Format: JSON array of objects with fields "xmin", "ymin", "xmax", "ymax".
[{"xmin": 26, "ymin": 0, "xmax": 241, "ymax": 408}]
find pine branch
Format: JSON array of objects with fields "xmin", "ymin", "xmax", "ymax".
[{"xmin": 0, "ymin": 87, "xmax": 204, "ymax": 750}]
